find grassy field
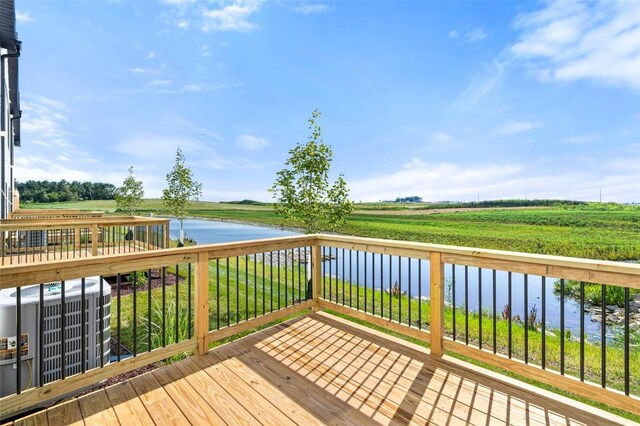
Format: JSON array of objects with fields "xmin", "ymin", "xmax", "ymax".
[{"xmin": 24, "ymin": 199, "xmax": 640, "ymax": 261}]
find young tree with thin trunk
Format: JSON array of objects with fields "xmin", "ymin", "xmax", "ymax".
[
  {"xmin": 269, "ymin": 109, "xmax": 353, "ymax": 233},
  {"xmin": 115, "ymin": 166, "xmax": 144, "ymax": 215},
  {"xmin": 162, "ymin": 148, "xmax": 202, "ymax": 246}
]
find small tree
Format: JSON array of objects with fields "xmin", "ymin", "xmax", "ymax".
[
  {"xmin": 162, "ymin": 148, "xmax": 202, "ymax": 246},
  {"xmin": 269, "ymin": 109, "xmax": 353, "ymax": 233},
  {"xmin": 115, "ymin": 166, "xmax": 144, "ymax": 215}
]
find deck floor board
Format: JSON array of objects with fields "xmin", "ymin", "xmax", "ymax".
[{"xmin": 6, "ymin": 313, "xmax": 634, "ymax": 426}]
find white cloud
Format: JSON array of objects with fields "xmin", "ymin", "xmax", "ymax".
[
  {"xmin": 494, "ymin": 121, "xmax": 540, "ymax": 136},
  {"xmin": 128, "ymin": 67, "xmax": 158, "ymax": 75},
  {"xmin": 201, "ymin": 0, "xmax": 262, "ymax": 32},
  {"xmin": 147, "ymin": 51, "xmax": 159, "ymax": 59},
  {"xmin": 465, "ymin": 28, "xmax": 487, "ymax": 42},
  {"xmin": 510, "ymin": 0, "xmax": 640, "ymax": 90},
  {"xmin": 21, "ymin": 97, "xmax": 73, "ymax": 146},
  {"xmin": 349, "ymin": 158, "xmax": 640, "ymax": 202},
  {"xmin": 450, "ymin": 60, "xmax": 505, "ymax": 111},
  {"xmin": 294, "ymin": 4, "xmax": 329, "ymax": 15},
  {"xmin": 201, "ymin": 45, "xmax": 211, "ymax": 57},
  {"xmin": 431, "ymin": 132, "xmax": 454, "ymax": 144},
  {"xmin": 175, "ymin": 19, "xmax": 189, "ymax": 29},
  {"xmin": 57, "ymin": 155, "xmax": 71, "ymax": 162},
  {"xmin": 148, "ymin": 79, "xmax": 172, "ymax": 86},
  {"xmin": 559, "ymin": 134, "xmax": 599, "ymax": 144},
  {"xmin": 236, "ymin": 134, "xmax": 268, "ymax": 150},
  {"xmin": 16, "ymin": 11, "xmax": 33, "ymax": 23},
  {"xmin": 161, "ymin": 0, "xmax": 196, "ymax": 4},
  {"xmin": 448, "ymin": 30, "xmax": 459, "ymax": 39}
]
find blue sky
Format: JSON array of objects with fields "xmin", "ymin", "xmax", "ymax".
[{"xmin": 14, "ymin": 0, "xmax": 640, "ymax": 202}]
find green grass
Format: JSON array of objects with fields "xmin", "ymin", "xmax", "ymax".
[{"xmin": 24, "ymin": 200, "xmax": 640, "ymax": 261}]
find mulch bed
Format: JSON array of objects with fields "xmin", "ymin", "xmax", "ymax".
[{"xmin": 104, "ymin": 269, "xmax": 186, "ymax": 297}]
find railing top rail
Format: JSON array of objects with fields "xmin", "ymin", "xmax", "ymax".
[
  {"xmin": 316, "ymin": 234, "xmax": 640, "ymax": 278},
  {"xmin": 0, "ymin": 234, "xmax": 316, "ymax": 288},
  {"xmin": 1, "ymin": 233, "xmax": 637, "ymax": 289},
  {"xmin": 0, "ymin": 216, "xmax": 171, "ymax": 230}
]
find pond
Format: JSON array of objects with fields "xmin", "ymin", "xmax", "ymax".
[
  {"xmin": 171, "ymin": 218, "xmax": 612, "ymax": 342},
  {"xmin": 169, "ymin": 218, "xmax": 298, "ymax": 244}
]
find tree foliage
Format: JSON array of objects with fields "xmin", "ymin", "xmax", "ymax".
[
  {"xmin": 115, "ymin": 166, "xmax": 145, "ymax": 215},
  {"xmin": 16, "ymin": 180, "xmax": 116, "ymax": 203},
  {"xmin": 269, "ymin": 109, "xmax": 353, "ymax": 233},
  {"xmin": 162, "ymin": 148, "xmax": 202, "ymax": 238}
]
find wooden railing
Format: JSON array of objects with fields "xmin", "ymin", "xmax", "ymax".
[
  {"xmin": 0, "ymin": 234, "xmax": 638, "ymax": 420},
  {"xmin": 8, "ymin": 209, "xmax": 105, "ymax": 219},
  {"xmin": 0, "ymin": 216, "xmax": 170, "ymax": 265}
]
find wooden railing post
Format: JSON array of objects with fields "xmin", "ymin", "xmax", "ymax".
[
  {"xmin": 195, "ymin": 253, "xmax": 210, "ymax": 355},
  {"xmin": 311, "ymin": 243, "xmax": 322, "ymax": 311},
  {"xmin": 91, "ymin": 224, "xmax": 98, "ymax": 256},
  {"xmin": 74, "ymin": 227, "xmax": 81, "ymax": 249},
  {"xmin": 430, "ymin": 251, "xmax": 444, "ymax": 356}
]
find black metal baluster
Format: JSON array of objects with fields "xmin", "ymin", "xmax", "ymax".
[
  {"xmin": 465, "ymin": 265, "xmax": 469, "ymax": 345},
  {"xmin": 323, "ymin": 247, "xmax": 326, "ymax": 299},
  {"xmin": 418, "ymin": 259, "xmax": 422, "ymax": 329},
  {"xmin": 478, "ymin": 268, "xmax": 482, "ymax": 350},
  {"xmin": 277, "ymin": 253, "xmax": 280, "ymax": 311},
  {"xmin": 16, "ymin": 286, "xmax": 21, "ymax": 393},
  {"xmin": 372, "ymin": 252, "xmax": 375, "ymax": 315},
  {"xmin": 356, "ymin": 251, "xmax": 360, "ymax": 311},
  {"xmin": 246, "ymin": 255, "xmax": 250, "ymax": 320},
  {"xmin": 236, "ymin": 257, "xmax": 240, "ymax": 322},
  {"xmin": 284, "ymin": 251, "xmax": 288, "ymax": 308},
  {"xmin": 492, "ymin": 270, "xmax": 497, "ymax": 354},
  {"xmin": 342, "ymin": 248, "xmax": 346, "ymax": 305},
  {"xmin": 188, "ymin": 264, "xmax": 192, "ymax": 338},
  {"xmin": 61, "ymin": 280, "xmax": 66, "ymax": 379},
  {"xmin": 524, "ymin": 274, "xmax": 528, "ymax": 364},
  {"xmin": 270, "ymin": 253, "xmax": 273, "ymax": 313},
  {"xmin": 117, "ymin": 273, "xmax": 122, "ymax": 359},
  {"xmin": 227, "ymin": 258, "xmax": 231, "ymax": 326},
  {"xmin": 175, "ymin": 265, "xmax": 180, "ymax": 343},
  {"xmin": 133, "ymin": 271, "xmax": 137, "ymax": 355},
  {"xmin": 297, "ymin": 248, "xmax": 301, "ymax": 305},
  {"xmin": 216, "ymin": 259, "xmax": 220, "ymax": 330},
  {"xmin": 508, "ymin": 271, "xmax": 512, "ymax": 359},
  {"xmin": 335, "ymin": 248, "xmax": 339, "ymax": 305},
  {"xmin": 380, "ymin": 254, "xmax": 384, "ymax": 319},
  {"xmin": 398, "ymin": 256, "xmax": 402, "ymax": 324},
  {"xmin": 408, "ymin": 258, "xmax": 411, "ymax": 326},
  {"xmin": 262, "ymin": 253, "xmax": 266, "ymax": 313},
  {"xmin": 162, "ymin": 267, "xmax": 166, "ymax": 347},
  {"xmin": 254, "ymin": 254, "xmax": 258, "ymax": 317},
  {"xmin": 329, "ymin": 247, "xmax": 333, "ymax": 303},
  {"xmin": 560, "ymin": 278, "xmax": 565, "ymax": 375},
  {"xmin": 542, "ymin": 276, "xmax": 546, "ymax": 369},
  {"xmin": 81, "ymin": 278, "xmax": 87, "ymax": 370},
  {"xmin": 349, "ymin": 249, "xmax": 353, "ymax": 308},
  {"xmin": 364, "ymin": 251, "xmax": 367, "ymax": 313},
  {"xmin": 624, "ymin": 287, "xmax": 630, "ymax": 396},
  {"xmin": 147, "ymin": 270, "xmax": 152, "ymax": 352},
  {"xmin": 388, "ymin": 255, "xmax": 392, "ymax": 320},
  {"xmin": 452, "ymin": 264, "xmax": 456, "ymax": 341},
  {"xmin": 601, "ymin": 284, "xmax": 606, "ymax": 388},
  {"xmin": 580, "ymin": 281, "xmax": 585, "ymax": 381}
]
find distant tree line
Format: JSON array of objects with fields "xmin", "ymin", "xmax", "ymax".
[
  {"xmin": 16, "ymin": 180, "xmax": 116, "ymax": 203},
  {"xmin": 394, "ymin": 196, "xmax": 423, "ymax": 203},
  {"xmin": 421, "ymin": 199, "xmax": 586, "ymax": 209}
]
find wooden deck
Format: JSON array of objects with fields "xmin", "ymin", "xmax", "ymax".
[{"xmin": 3, "ymin": 313, "xmax": 635, "ymax": 426}]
